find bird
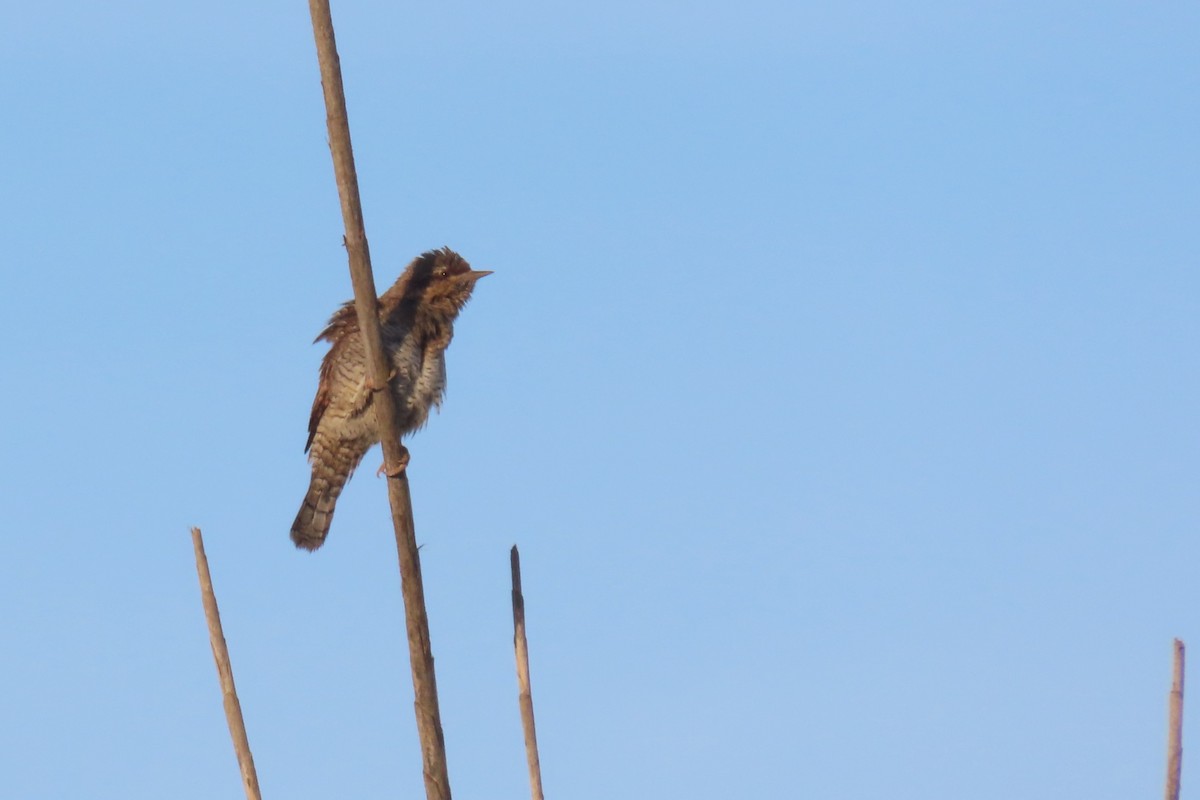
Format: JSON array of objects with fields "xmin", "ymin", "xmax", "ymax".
[{"xmin": 290, "ymin": 247, "xmax": 491, "ymax": 550}]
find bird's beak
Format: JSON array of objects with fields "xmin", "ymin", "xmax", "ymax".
[{"xmin": 470, "ymin": 270, "xmax": 494, "ymax": 279}]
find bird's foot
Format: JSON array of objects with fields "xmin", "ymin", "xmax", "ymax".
[
  {"xmin": 364, "ymin": 368, "xmax": 398, "ymax": 392},
  {"xmin": 376, "ymin": 445, "xmax": 411, "ymax": 478}
]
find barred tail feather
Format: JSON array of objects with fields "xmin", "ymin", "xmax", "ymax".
[{"xmin": 291, "ymin": 479, "xmax": 342, "ymax": 551}]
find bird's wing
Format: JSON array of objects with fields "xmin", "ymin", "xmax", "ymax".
[
  {"xmin": 305, "ymin": 302, "xmax": 359, "ymax": 453},
  {"xmin": 314, "ymin": 300, "xmax": 357, "ymax": 344}
]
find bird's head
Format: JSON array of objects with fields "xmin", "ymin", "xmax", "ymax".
[
  {"xmin": 382, "ymin": 247, "xmax": 491, "ymax": 320},
  {"xmin": 407, "ymin": 247, "xmax": 492, "ymax": 316}
]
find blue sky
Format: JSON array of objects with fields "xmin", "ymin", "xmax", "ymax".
[{"xmin": 1, "ymin": 2, "xmax": 1197, "ymax": 798}]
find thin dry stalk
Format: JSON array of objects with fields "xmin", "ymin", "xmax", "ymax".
[
  {"xmin": 1166, "ymin": 638, "xmax": 1185, "ymax": 800},
  {"xmin": 305, "ymin": 4, "xmax": 451, "ymax": 799},
  {"xmin": 511, "ymin": 546, "xmax": 545, "ymax": 800},
  {"xmin": 190, "ymin": 527, "xmax": 262, "ymax": 800}
]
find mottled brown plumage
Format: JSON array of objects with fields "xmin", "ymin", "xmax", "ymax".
[{"xmin": 291, "ymin": 247, "xmax": 490, "ymax": 550}]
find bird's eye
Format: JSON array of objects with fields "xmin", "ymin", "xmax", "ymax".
[{"xmin": 436, "ymin": 268, "xmax": 448, "ymax": 278}]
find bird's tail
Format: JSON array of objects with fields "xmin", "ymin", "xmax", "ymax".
[{"xmin": 290, "ymin": 474, "xmax": 346, "ymax": 551}]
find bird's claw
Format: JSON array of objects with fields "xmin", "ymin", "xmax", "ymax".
[
  {"xmin": 364, "ymin": 368, "xmax": 399, "ymax": 393},
  {"xmin": 376, "ymin": 445, "xmax": 411, "ymax": 478}
]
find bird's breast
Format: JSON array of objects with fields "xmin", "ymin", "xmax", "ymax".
[{"xmin": 389, "ymin": 340, "xmax": 447, "ymax": 433}]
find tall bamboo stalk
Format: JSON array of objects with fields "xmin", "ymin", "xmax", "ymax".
[
  {"xmin": 511, "ymin": 546, "xmax": 545, "ymax": 800},
  {"xmin": 306, "ymin": 3, "xmax": 451, "ymax": 798},
  {"xmin": 191, "ymin": 527, "xmax": 263, "ymax": 800},
  {"xmin": 1166, "ymin": 638, "xmax": 1185, "ymax": 800}
]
